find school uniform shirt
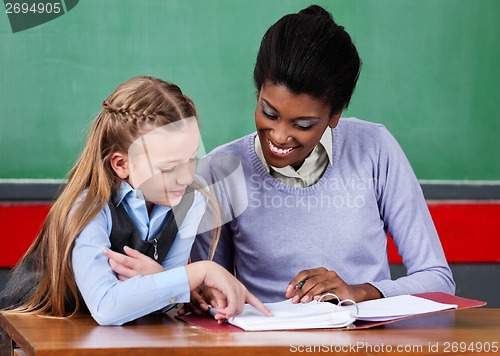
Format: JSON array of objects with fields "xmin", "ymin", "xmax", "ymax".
[
  {"xmin": 191, "ymin": 117, "xmax": 455, "ymax": 302},
  {"xmin": 72, "ymin": 181, "xmax": 206, "ymax": 326}
]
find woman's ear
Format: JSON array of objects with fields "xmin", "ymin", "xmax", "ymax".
[
  {"xmin": 328, "ymin": 111, "xmax": 342, "ymax": 129},
  {"xmin": 110, "ymin": 152, "xmax": 129, "ymax": 179}
]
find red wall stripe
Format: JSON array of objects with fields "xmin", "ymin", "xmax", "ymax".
[
  {"xmin": 1, "ymin": 202, "xmax": 499, "ymax": 267},
  {"xmin": 0, "ymin": 204, "xmax": 51, "ymax": 267},
  {"xmin": 388, "ymin": 203, "xmax": 500, "ymax": 263}
]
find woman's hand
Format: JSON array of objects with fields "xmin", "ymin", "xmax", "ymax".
[
  {"xmin": 103, "ymin": 246, "xmax": 164, "ymax": 281},
  {"xmin": 185, "ymin": 261, "xmax": 272, "ymax": 322},
  {"xmin": 285, "ymin": 267, "xmax": 382, "ymax": 303}
]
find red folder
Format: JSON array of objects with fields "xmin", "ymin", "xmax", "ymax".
[{"xmin": 175, "ymin": 292, "xmax": 487, "ymax": 332}]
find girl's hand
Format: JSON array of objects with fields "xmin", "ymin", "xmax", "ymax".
[
  {"xmin": 177, "ymin": 287, "xmax": 217, "ymax": 316},
  {"xmin": 185, "ymin": 261, "xmax": 272, "ymax": 321},
  {"xmin": 285, "ymin": 267, "xmax": 382, "ymax": 304},
  {"xmin": 103, "ymin": 246, "xmax": 164, "ymax": 281}
]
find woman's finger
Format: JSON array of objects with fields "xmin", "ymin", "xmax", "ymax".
[{"xmin": 285, "ymin": 267, "xmax": 328, "ymax": 298}]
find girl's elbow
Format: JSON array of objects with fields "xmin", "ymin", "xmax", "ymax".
[
  {"xmin": 89, "ymin": 301, "xmax": 128, "ymax": 326},
  {"xmin": 91, "ymin": 312, "xmax": 126, "ymax": 326}
]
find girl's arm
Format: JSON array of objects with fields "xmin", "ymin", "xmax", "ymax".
[
  {"xmin": 184, "ymin": 260, "xmax": 271, "ymax": 320},
  {"xmin": 102, "ymin": 248, "xmax": 271, "ymax": 320},
  {"xmin": 72, "ymin": 193, "xmax": 203, "ymax": 325}
]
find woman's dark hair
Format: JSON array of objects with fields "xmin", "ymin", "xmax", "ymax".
[{"xmin": 253, "ymin": 5, "xmax": 361, "ymax": 115}]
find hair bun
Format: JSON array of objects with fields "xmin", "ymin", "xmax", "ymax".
[{"xmin": 298, "ymin": 5, "xmax": 333, "ymax": 20}]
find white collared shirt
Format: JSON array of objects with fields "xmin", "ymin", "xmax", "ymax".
[{"xmin": 254, "ymin": 128, "xmax": 333, "ymax": 188}]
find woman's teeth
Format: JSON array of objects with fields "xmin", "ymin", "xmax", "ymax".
[{"xmin": 268, "ymin": 139, "xmax": 294, "ymax": 155}]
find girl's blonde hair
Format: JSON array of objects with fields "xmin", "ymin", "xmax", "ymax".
[{"xmin": 8, "ymin": 76, "xmax": 220, "ymax": 317}]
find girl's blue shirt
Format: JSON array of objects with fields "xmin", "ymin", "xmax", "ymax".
[{"xmin": 72, "ymin": 181, "xmax": 206, "ymax": 326}]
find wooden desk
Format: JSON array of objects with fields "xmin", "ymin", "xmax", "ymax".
[{"xmin": 1, "ymin": 308, "xmax": 499, "ymax": 355}]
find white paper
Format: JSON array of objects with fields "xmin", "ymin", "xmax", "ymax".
[
  {"xmin": 214, "ymin": 299, "xmax": 355, "ymax": 331},
  {"xmin": 352, "ymin": 295, "xmax": 458, "ymax": 321},
  {"xmin": 210, "ymin": 295, "xmax": 458, "ymax": 330}
]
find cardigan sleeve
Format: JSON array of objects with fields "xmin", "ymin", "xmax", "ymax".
[{"xmin": 369, "ymin": 126, "xmax": 455, "ymax": 297}]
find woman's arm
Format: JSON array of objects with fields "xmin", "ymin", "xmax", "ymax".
[
  {"xmin": 285, "ymin": 125, "xmax": 455, "ymax": 303},
  {"xmin": 369, "ymin": 126, "xmax": 455, "ymax": 297}
]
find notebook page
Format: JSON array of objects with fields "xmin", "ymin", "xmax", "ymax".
[
  {"xmin": 352, "ymin": 295, "xmax": 458, "ymax": 321},
  {"xmin": 212, "ymin": 299, "xmax": 355, "ymax": 331}
]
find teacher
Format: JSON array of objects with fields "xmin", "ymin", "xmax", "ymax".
[{"xmin": 190, "ymin": 5, "xmax": 455, "ymax": 306}]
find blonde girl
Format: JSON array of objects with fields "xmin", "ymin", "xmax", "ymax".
[{"xmin": 0, "ymin": 76, "xmax": 269, "ymax": 325}]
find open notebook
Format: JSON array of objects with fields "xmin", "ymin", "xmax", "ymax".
[
  {"xmin": 209, "ymin": 294, "xmax": 458, "ymax": 331},
  {"xmin": 177, "ymin": 292, "xmax": 486, "ymax": 331}
]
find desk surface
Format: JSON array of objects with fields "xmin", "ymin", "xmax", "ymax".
[{"xmin": 1, "ymin": 308, "xmax": 499, "ymax": 356}]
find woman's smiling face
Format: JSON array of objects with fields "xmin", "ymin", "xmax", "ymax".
[{"xmin": 255, "ymin": 82, "xmax": 341, "ymax": 170}]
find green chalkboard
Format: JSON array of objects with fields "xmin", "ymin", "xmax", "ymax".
[{"xmin": 1, "ymin": 0, "xmax": 499, "ymax": 180}]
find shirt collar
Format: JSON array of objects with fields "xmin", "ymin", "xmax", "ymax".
[
  {"xmin": 320, "ymin": 128, "xmax": 333, "ymax": 166},
  {"xmin": 114, "ymin": 180, "xmax": 145, "ymax": 206},
  {"xmin": 255, "ymin": 128, "xmax": 333, "ymax": 173},
  {"xmin": 114, "ymin": 180, "xmax": 172, "ymax": 221}
]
